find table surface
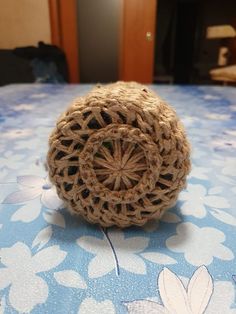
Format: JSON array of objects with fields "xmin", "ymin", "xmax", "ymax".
[{"xmin": 0, "ymin": 84, "xmax": 236, "ymax": 314}]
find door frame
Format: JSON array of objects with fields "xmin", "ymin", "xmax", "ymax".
[
  {"xmin": 119, "ymin": 0, "xmax": 124, "ymax": 80},
  {"xmin": 48, "ymin": 0, "xmax": 80, "ymax": 83}
]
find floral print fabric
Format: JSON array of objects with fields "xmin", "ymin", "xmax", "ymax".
[{"xmin": 0, "ymin": 84, "xmax": 236, "ymax": 313}]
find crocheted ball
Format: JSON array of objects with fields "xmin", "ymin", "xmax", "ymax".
[{"xmin": 47, "ymin": 82, "xmax": 190, "ymax": 227}]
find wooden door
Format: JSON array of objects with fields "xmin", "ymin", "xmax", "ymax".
[
  {"xmin": 49, "ymin": 0, "xmax": 79, "ymax": 83},
  {"xmin": 120, "ymin": 0, "xmax": 157, "ymax": 83}
]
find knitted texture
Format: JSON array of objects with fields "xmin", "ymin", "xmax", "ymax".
[{"xmin": 47, "ymin": 82, "xmax": 191, "ymax": 227}]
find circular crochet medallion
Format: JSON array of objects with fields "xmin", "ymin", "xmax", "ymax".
[
  {"xmin": 47, "ymin": 82, "xmax": 191, "ymax": 227},
  {"xmin": 79, "ymin": 124, "xmax": 162, "ymax": 204}
]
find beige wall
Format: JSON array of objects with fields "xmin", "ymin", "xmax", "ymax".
[{"xmin": 0, "ymin": 0, "xmax": 51, "ymax": 49}]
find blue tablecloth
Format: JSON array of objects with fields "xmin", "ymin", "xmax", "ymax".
[{"xmin": 0, "ymin": 84, "xmax": 236, "ymax": 314}]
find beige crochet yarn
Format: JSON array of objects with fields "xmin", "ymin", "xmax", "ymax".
[{"xmin": 47, "ymin": 82, "xmax": 190, "ymax": 227}]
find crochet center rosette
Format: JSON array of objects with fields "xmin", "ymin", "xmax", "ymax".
[{"xmin": 47, "ymin": 82, "xmax": 191, "ymax": 227}]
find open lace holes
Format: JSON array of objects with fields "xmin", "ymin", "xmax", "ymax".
[
  {"xmin": 82, "ymin": 189, "xmax": 90, "ymax": 199},
  {"xmin": 89, "ymin": 206, "xmax": 94, "ymax": 213},
  {"xmin": 152, "ymin": 199, "xmax": 162, "ymax": 205},
  {"xmin": 74, "ymin": 143, "xmax": 82, "ymax": 150},
  {"xmin": 81, "ymin": 134, "xmax": 89, "ymax": 141},
  {"xmin": 104, "ymin": 202, "xmax": 108, "ymax": 210},
  {"xmin": 101, "ymin": 110, "xmax": 112, "ymax": 124},
  {"xmin": 127, "ymin": 204, "xmax": 134, "ymax": 211},
  {"xmin": 69, "ymin": 156, "xmax": 78, "ymax": 161},
  {"xmin": 64, "ymin": 183, "xmax": 73, "ymax": 192},
  {"xmin": 93, "ymin": 197, "xmax": 100, "ymax": 204},
  {"xmin": 71, "ymin": 124, "xmax": 81, "ymax": 130},
  {"xmin": 83, "ymin": 111, "xmax": 92, "ymax": 118},
  {"xmin": 68, "ymin": 166, "xmax": 78, "ymax": 176},
  {"xmin": 160, "ymin": 173, "xmax": 173, "ymax": 181},
  {"xmin": 61, "ymin": 139, "xmax": 73, "ymax": 147},
  {"xmin": 156, "ymin": 181, "xmax": 169, "ymax": 190},
  {"xmin": 132, "ymin": 119, "xmax": 138, "ymax": 128},
  {"xmin": 77, "ymin": 178, "xmax": 84, "ymax": 185},
  {"xmin": 118, "ymin": 112, "xmax": 126, "ymax": 123},
  {"xmin": 88, "ymin": 117, "xmax": 101, "ymax": 129},
  {"xmin": 116, "ymin": 204, "xmax": 122, "ymax": 213},
  {"xmin": 141, "ymin": 211, "xmax": 151, "ymax": 216},
  {"xmin": 55, "ymin": 151, "xmax": 67, "ymax": 160},
  {"xmin": 102, "ymin": 141, "xmax": 113, "ymax": 154}
]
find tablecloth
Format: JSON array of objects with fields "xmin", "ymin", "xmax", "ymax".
[{"xmin": 0, "ymin": 84, "xmax": 236, "ymax": 314}]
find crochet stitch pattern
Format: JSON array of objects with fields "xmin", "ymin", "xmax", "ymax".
[{"xmin": 47, "ymin": 82, "xmax": 191, "ymax": 227}]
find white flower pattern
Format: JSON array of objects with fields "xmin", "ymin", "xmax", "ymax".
[
  {"xmin": 0, "ymin": 151, "xmax": 25, "ymax": 169},
  {"xmin": 125, "ymin": 266, "xmax": 236, "ymax": 314},
  {"xmin": 0, "ymin": 84, "xmax": 236, "ymax": 313},
  {"xmin": 77, "ymin": 229, "xmax": 149, "ymax": 278},
  {"xmin": 213, "ymin": 157, "xmax": 236, "ymax": 177},
  {"xmin": 3, "ymin": 175, "xmax": 63, "ymax": 223},
  {"xmin": 54, "ymin": 270, "xmax": 87, "ymax": 289},
  {"xmin": 78, "ymin": 298, "xmax": 116, "ymax": 314},
  {"xmin": 166, "ymin": 222, "xmax": 234, "ymax": 266},
  {"xmin": 188, "ymin": 165, "xmax": 210, "ymax": 180},
  {"xmin": 179, "ymin": 184, "xmax": 230, "ymax": 218},
  {"xmin": 0, "ymin": 242, "xmax": 67, "ymax": 312},
  {"xmin": 205, "ymin": 113, "xmax": 231, "ymax": 120}
]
